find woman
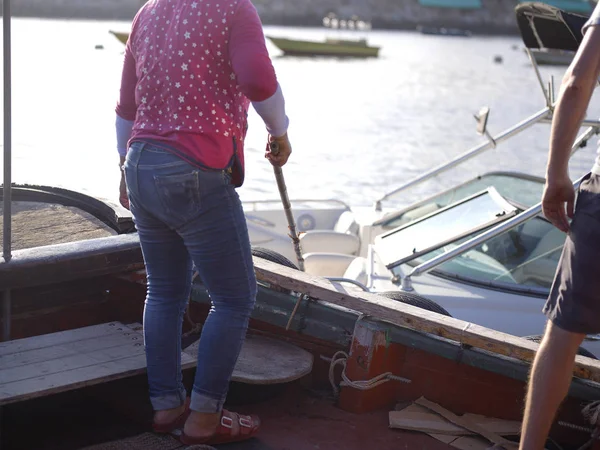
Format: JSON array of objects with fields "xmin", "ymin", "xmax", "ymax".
[{"xmin": 114, "ymin": 0, "xmax": 292, "ymax": 445}]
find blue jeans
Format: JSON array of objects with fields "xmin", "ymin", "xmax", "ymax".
[{"xmin": 124, "ymin": 141, "xmax": 257, "ymax": 413}]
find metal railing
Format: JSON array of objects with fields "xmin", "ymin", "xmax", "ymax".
[
  {"xmin": 2, "ymin": 0, "xmax": 12, "ymax": 342},
  {"xmin": 373, "ymin": 106, "xmax": 552, "ymax": 210},
  {"xmin": 399, "ymin": 124, "xmax": 599, "ymax": 291}
]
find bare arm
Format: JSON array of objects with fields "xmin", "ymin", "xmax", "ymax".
[
  {"xmin": 547, "ymin": 25, "xmax": 600, "ymax": 180},
  {"xmin": 541, "ymin": 16, "xmax": 600, "ymax": 232}
]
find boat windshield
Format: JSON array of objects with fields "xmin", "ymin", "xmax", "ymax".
[
  {"xmin": 376, "ymin": 187, "xmax": 518, "ymax": 269},
  {"xmin": 378, "ymin": 172, "xmax": 544, "ymax": 230},
  {"xmin": 391, "ymin": 214, "xmax": 566, "ymax": 294}
]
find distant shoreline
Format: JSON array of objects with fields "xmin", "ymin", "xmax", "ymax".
[
  {"xmin": 4, "ymin": 0, "xmax": 539, "ymax": 37},
  {"xmin": 5, "ymin": 11, "xmax": 521, "ymax": 37}
]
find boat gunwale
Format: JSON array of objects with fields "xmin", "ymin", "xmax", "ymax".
[
  {"xmin": 190, "ymin": 281, "xmax": 600, "ymax": 400},
  {"xmin": 0, "ymin": 233, "xmax": 144, "ymax": 290},
  {"xmin": 5, "ymin": 232, "xmax": 600, "ymax": 385},
  {"xmin": 0, "ymin": 185, "xmax": 135, "ymax": 235}
]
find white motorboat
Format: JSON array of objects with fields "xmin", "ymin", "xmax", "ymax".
[{"xmin": 243, "ymin": 3, "xmax": 600, "ymax": 357}]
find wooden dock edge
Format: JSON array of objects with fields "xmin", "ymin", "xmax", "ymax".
[{"xmin": 252, "ymin": 257, "xmax": 600, "ymax": 383}]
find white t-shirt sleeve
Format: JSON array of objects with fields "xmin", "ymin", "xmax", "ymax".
[
  {"xmin": 582, "ymin": 3, "xmax": 600, "ymax": 36},
  {"xmin": 251, "ymin": 83, "xmax": 289, "ymax": 138}
]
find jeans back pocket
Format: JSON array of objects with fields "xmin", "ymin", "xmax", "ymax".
[{"xmin": 153, "ymin": 171, "xmax": 202, "ymax": 228}]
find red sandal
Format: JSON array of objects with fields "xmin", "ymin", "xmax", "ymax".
[
  {"xmin": 179, "ymin": 409, "xmax": 261, "ymax": 445},
  {"xmin": 152, "ymin": 397, "xmax": 191, "ymax": 433}
]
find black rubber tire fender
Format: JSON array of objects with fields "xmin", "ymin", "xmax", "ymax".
[
  {"xmin": 251, "ymin": 247, "xmax": 298, "ymax": 294},
  {"xmin": 378, "ymin": 291, "xmax": 452, "ymax": 317},
  {"xmin": 251, "ymin": 247, "xmax": 299, "ymax": 270}
]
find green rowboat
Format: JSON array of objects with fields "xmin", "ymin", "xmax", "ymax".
[
  {"xmin": 266, "ymin": 36, "xmax": 380, "ymax": 58},
  {"xmin": 109, "ymin": 30, "xmax": 129, "ymax": 45}
]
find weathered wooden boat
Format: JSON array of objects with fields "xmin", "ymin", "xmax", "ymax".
[
  {"xmin": 3, "ymin": 196, "xmax": 600, "ymax": 449},
  {"xmin": 266, "ymin": 36, "xmax": 380, "ymax": 58},
  {"xmin": 516, "ymin": 2, "xmax": 587, "ymax": 66},
  {"xmin": 4, "ymin": 4, "xmax": 600, "ymax": 450},
  {"xmin": 109, "ymin": 30, "xmax": 129, "ymax": 45}
]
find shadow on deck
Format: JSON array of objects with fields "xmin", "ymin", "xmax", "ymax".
[{"xmin": 1, "ymin": 373, "xmax": 453, "ymax": 450}]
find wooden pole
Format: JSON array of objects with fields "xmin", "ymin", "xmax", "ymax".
[{"xmin": 268, "ymin": 141, "xmax": 305, "ymax": 271}]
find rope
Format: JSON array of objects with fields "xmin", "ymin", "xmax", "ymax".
[
  {"xmin": 555, "ymin": 401, "xmax": 600, "ymax": 450},
  {"xmin": 328, "ymin": 351, "xmax": 411, "ymax": 398},
  {"xmin": 582, "ymin": 400, "xmax": 600, "ymax": 428}
]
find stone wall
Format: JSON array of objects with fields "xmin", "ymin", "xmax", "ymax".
[{"xmin": 8, "ymin": 0, "xmax": 547, "ymax": 34}]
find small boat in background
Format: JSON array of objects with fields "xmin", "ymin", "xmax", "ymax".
[
  {"xmin": 109, "ymin": 30, "xmax": 129, "ymax": 45},
  {"xmin": 516, "ymin": 2, "xmax": 587, "ymax": 66},
  {"xmin": 529, "ymin": 47, "xmax": 575, "ymax": 65},
  {"xmin": 267, "ymin": 13, "xmax": 381, "ymax": 58},
  {"xmin": 266, "ymin": 36, "xmax": 380, "ymax": 58}
]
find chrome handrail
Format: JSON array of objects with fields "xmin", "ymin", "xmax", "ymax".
[
  {"xmin": 399, "ymin": 124, "xmax": 599, "ymax": 291},
  {"xmin": 243, "ymin": 198, "xmax": 352, "ymax": 210},
  {"xmin": 326, "ymin": 277, "xmax": 370, "ymax": 292},
  {"xmin": 373, "ymin": 107, "xmax": 552, "ymax": 210}
]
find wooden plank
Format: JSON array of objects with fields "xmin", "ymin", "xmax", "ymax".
[
  {"xmin": 1, "ymin": 331, "xmax": 142, "ymax": 370},
  {"xmin": 414, "ymin": 397, "xmax": 516, "ymax": 448},
  {"xmin": 251, "ymin": 256, "xmax": 600, "ymax": 383},
  {"xmin": 0, "ymin": 322, "xmax": 127, "ymax": 356},
  {"xmin": 183, "ymin": 333, "xmax": 314, "ymax": 384},
  {"xmin": 0, "ymin": 321, "xmax": 195, "ymax": 406},
  {"xmin": 462, "ymin": 414, "xmax": 521, "ymax": 436},
  {"xmin": 1, "ymin": 340, "xmax": 145, "ymax": 384},
  {"xmin": 431, "ymin": 434, "xmax": 458, "ymax": 444},
  {"xmin": 389, "ymin": 404, "xmax": 520, "ymax": 436},
  {"xmin": 0, "ymin": 353, "xmax": 148, "ymax": 405},
  {"xmin": 451, "ymin": 437, "xmax": 492, "ymax": 450}
]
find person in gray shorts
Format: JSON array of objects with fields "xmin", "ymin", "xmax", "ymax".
[{"xmin": 519, "ymin": 4, "xmax": 600, "ymax": 450}]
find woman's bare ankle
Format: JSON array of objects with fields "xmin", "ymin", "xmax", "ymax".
[
  {"xmin": 184, "ymin": 411, "xmax": 221, "ymax": 437},
  {"xmin": 153, "ymin": 404, "xmax": 186, "ymax": 424}
]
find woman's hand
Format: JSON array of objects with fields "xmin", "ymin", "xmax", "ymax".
[
  {"xmin": 119, "ymin": 159, "xmax": 130, "ymax": 210},
  {"xmin": 265, "ymin": 133, "xmax": 292, "ymax": 167}
]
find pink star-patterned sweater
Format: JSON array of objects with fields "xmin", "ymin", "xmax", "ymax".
[{"xmin": 116, "ymin": 0, "xmax": 288, "ymax": 186}]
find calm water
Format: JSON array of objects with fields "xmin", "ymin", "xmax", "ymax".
[{"xmin": 1, "ymin": 18, "xmax": 598, "ymax": 209}]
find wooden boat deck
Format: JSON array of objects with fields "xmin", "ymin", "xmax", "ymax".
[
  {"xmin": 0, "ymin": 201, "xmax": 117, "ymax": 251},
  {"xmin": 1, "ymin": 379, "xmax": 456, "ymax": 450},
  {"xmin": 0, "ymin": 322, "xmax": 313, "ymax": 407},
  {"xmin": 0, "ymin": 322, "xmax": 179, "ymax": 406},
  {"xmin": 3, "ymin": 235, "xmax": 600, "ymax": 449}
]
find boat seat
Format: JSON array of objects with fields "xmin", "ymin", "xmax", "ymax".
[
  {"xmin": 299, "ymin": 230, "xmax": 360, "ymax": 256},
  {"xmin": 303, "ymin": 252, "xmax": 357, "ymax": 277},
  {"xmin": 183, "ymin": 333, "xmax": 313, "ymax": 385},
  {"xmin": 0, "ymin": 322, "xmax": 195, "ymax": 406},
  {"xmin": 333, "ymin": 210, "xmax": 360, "ymax": 235},
  {"xmin": 342, "ymin": 256, "xmax": 368, "ymax": 286}
]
